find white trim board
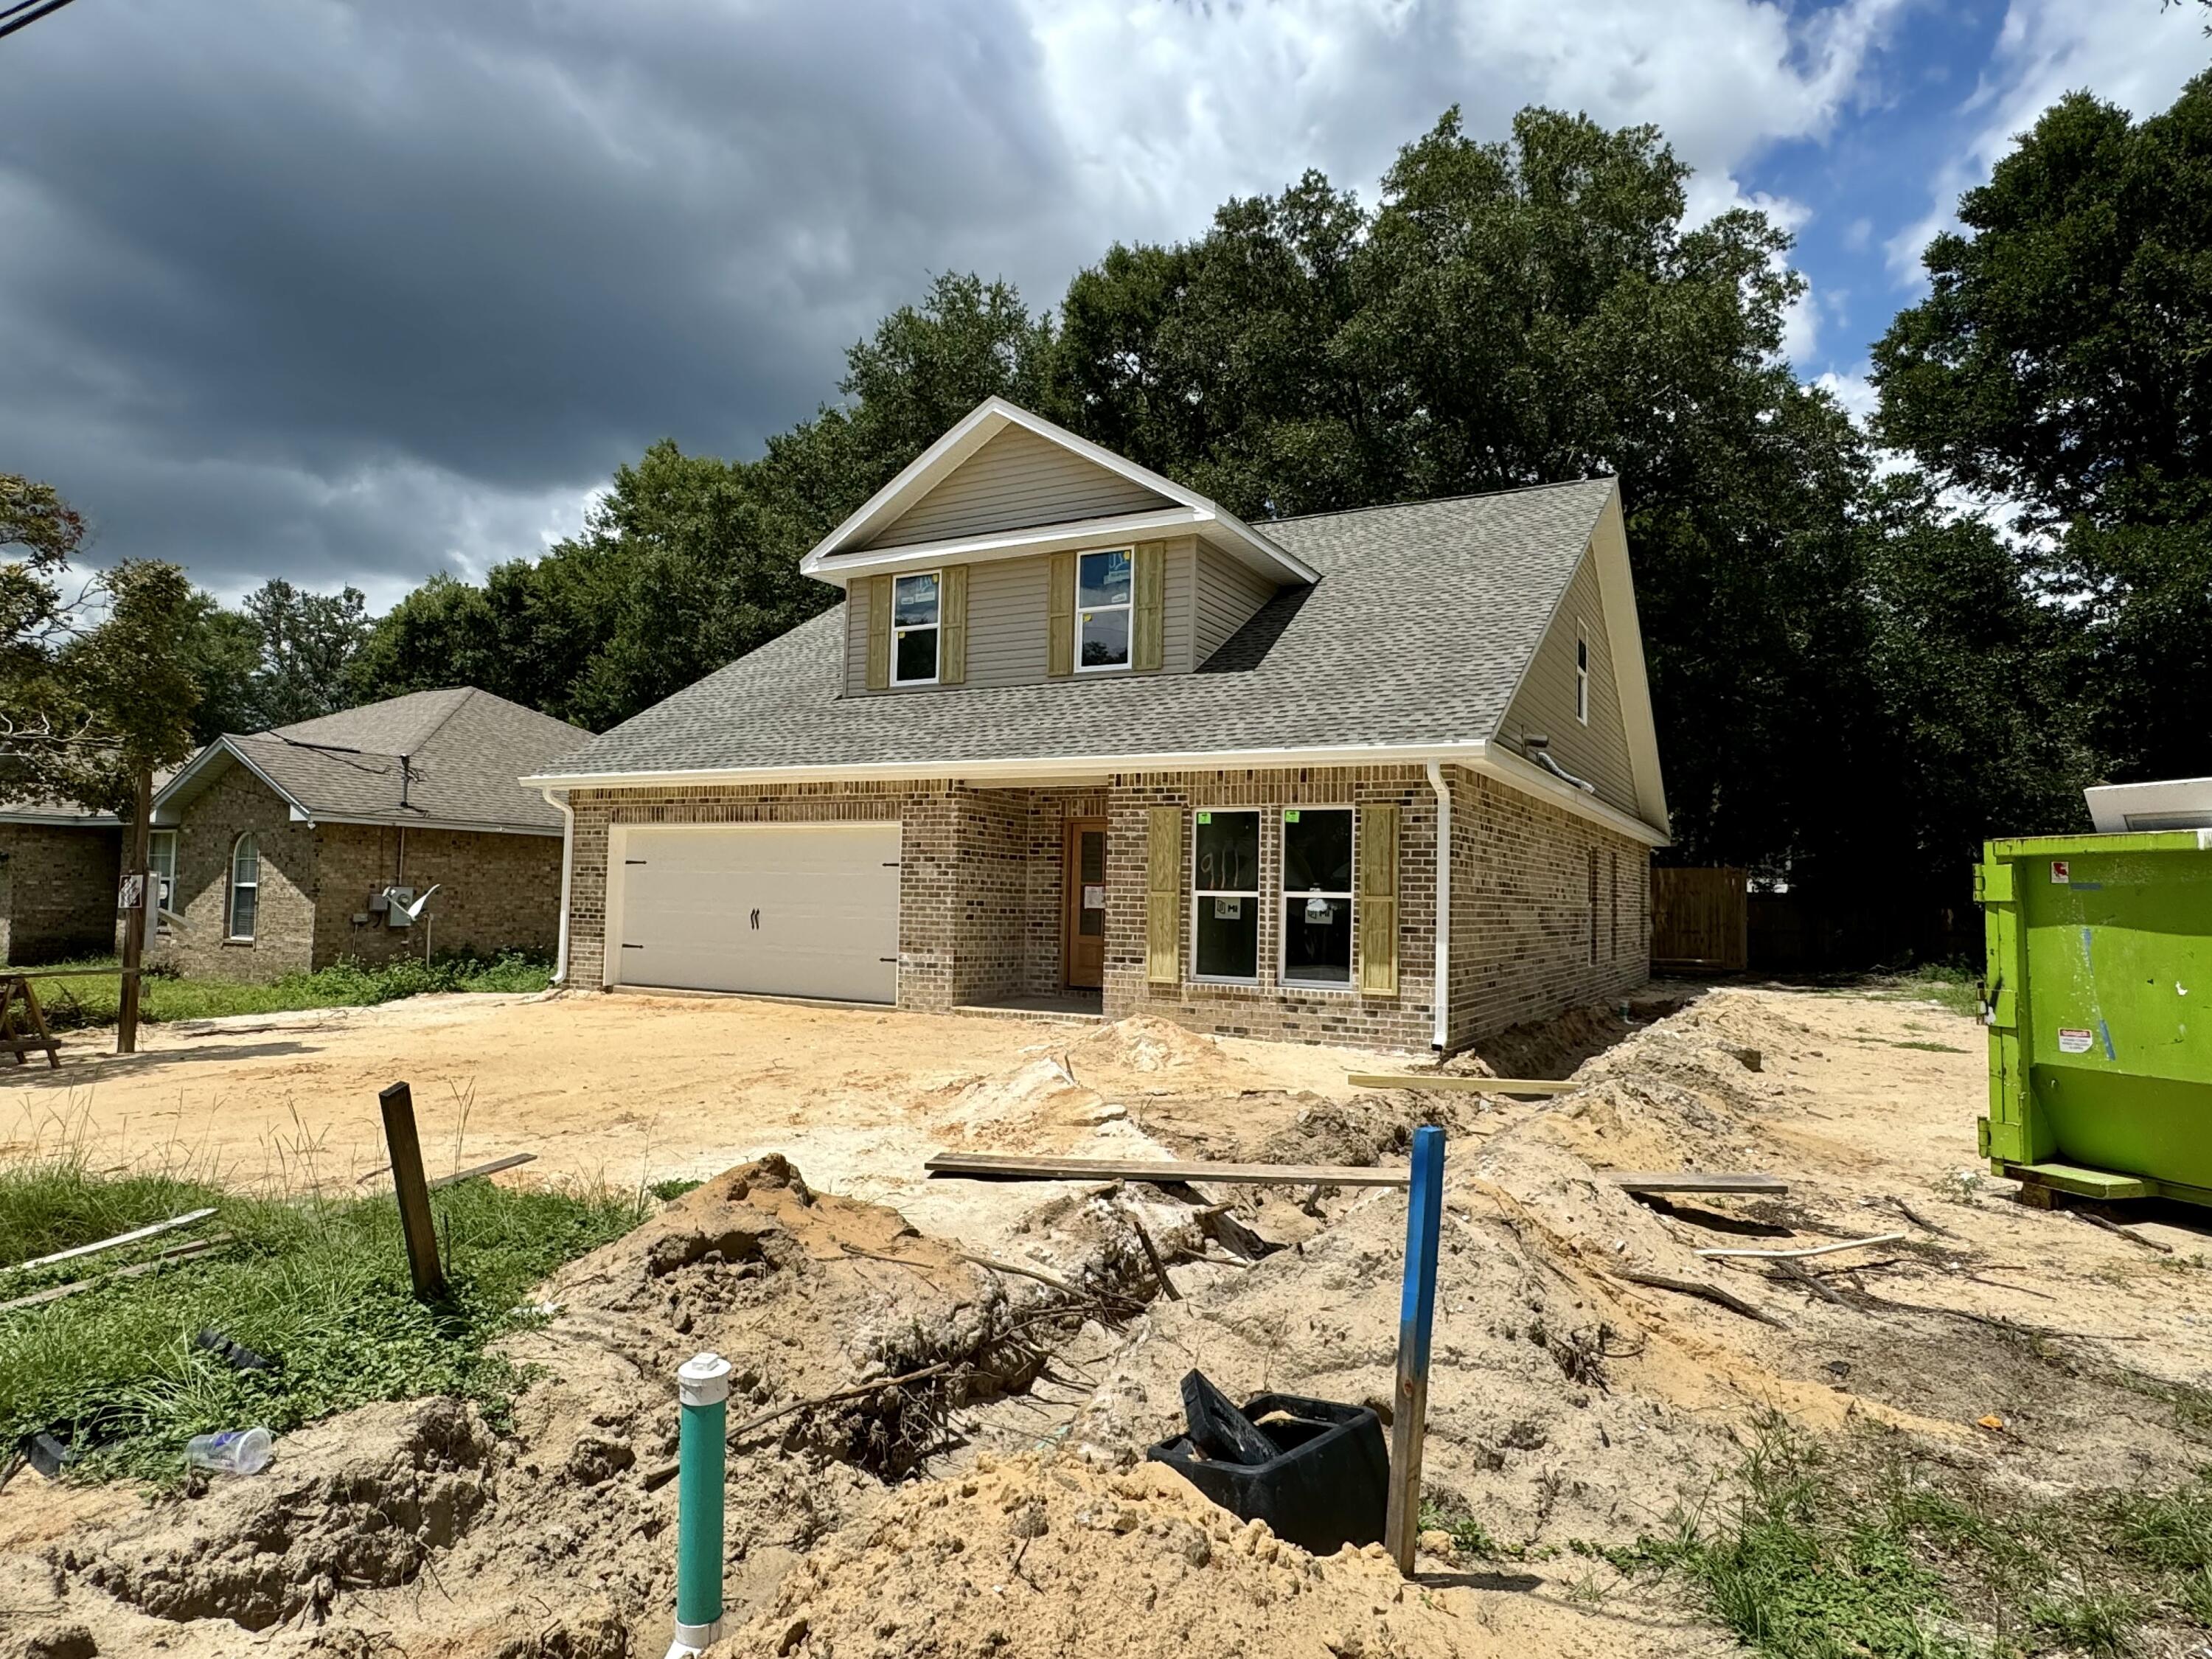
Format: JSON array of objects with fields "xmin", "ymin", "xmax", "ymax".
[{"xmin": 526, "ymin": 739, "xmax": 1671, "ymax": 847}]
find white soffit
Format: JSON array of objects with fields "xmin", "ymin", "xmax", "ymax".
[{"xmin": 2084, "ymin": 777, "xmax": 2212, "ymax": 834}]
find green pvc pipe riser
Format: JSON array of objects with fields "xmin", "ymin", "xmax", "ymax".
[{"xmin": 675, "ymin": 1391, "xmax": 726, "ymax": 1630}]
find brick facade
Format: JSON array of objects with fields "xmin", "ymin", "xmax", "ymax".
[
  {"xmin": 563, "ymin": 764, "xmax": 1651, "ymax": 1053},
  {"xmin": 0, "ymin": 823, "xmax": 123, "ymax": 965},
  {"xmin": 154, "ymin": 767, "xmax": 563, "ymax": 981}
]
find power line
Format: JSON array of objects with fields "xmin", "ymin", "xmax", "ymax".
[{"xmin": 0, "ymin": 0, "xmax": 84, "ymax": 41}]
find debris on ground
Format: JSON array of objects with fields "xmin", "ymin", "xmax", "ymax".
[{"xmin": 9, "ymin": 984, "xmax": 2212, "ymax": 1657}]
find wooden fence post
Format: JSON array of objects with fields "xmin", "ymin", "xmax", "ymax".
[
  {"xmin": 378, "ymin": 1082, "xmax": 447, "ymax": 1302},
  {"xmin": 1383, "ymin": 1124, "xmax": 1445, "ymax": 1573}
]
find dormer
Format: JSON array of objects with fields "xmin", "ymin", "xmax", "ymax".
[{"xmin": 798, "ymin": 400, "xmax": 1317, "ymax": 695}]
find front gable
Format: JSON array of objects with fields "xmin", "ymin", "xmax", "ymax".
[{"xmin": 863, "ymin": 423, "xmax": 1174, "ymax": 549}]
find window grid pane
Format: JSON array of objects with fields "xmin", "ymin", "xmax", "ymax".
[
  {"xmin": 894, "ymin": 626, "xmax": 938, "ymax": 683},
  {"xmin": 1192, "ymin": 810, "xmax": 1260, "ymax": 980},
  {"xmin": 893, "ymin": 572, "xmax": 939, "ymax": 627}
]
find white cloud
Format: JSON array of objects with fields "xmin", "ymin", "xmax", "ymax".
[{"xmin": 1885, "ymin": 0, "xmax": 2202, "ymax": 286}]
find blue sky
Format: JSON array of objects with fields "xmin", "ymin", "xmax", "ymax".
[{"xmin": 0, "ymin": 0, "xmax": 2204, "ymax": 606}]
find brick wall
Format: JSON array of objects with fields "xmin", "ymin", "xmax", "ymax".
[
  {"xmin": 0, "ymin": 823, "xmax": 122, "ymax": 964},
  {"xmin": 1445, "ymin": 768, "xmax": 1650, "ymax": 1047},
  {"xmin": 560, "ymin": 765, "xmax": 1651, "ymax": 1052},
  {"xmin": 156, "ymin": 766, "xmax": 318, "ymax": 980},
  {"xmin": 310, "ymin": 823, "xmax": 563, "ymax": 969},
  {"xmin": 1100, "ymin": 767, "xmax": 1440, "ymax": 1050}
]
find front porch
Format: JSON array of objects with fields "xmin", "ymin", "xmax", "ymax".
[{"xmin": 912, "ymin": 785, "xmax": 1113, "ymax": 1014}]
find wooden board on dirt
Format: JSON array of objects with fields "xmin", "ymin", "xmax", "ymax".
[{"xmin": 925, "ymin": 1152, "xmax": 1789, "ymax": 1198}]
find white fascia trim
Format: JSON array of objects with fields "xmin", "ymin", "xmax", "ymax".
[
  {"xmin": 524, "ymin": 740, "xmax": 1671, "ymax": 846},
  {"xmin": 541, "ymin": 787, "xmax": 574, "ymax": 983},
  {"xmin": 0, "ymin": 812, "xmax": 123, "ymax": 828},
  {"xmin": 150, "ymin": 738, "xmax": 312, "ymax": 827},
  {"xmin": 806, "ymin": 508, "xmax": 1211, "ymax": 588},
  {"xmin": 800, "ymin": 397, "xmax": 1318, "ymax": 587},
  {"xmin": 296, "ymin": 813, "xmax": 565, "ymax": 838},
  {"xmin": 1588, "ymin": 487, "xmax": 1671, "ymax": 834}
]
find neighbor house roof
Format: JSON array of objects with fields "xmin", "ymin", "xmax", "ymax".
[
  {"xmin": 154, "ymin": 688, "xmax": 591, "ymax": 836},
  {"xmin": 529, "ymin": 476, "xmax": 1666, "ymax": 838}
]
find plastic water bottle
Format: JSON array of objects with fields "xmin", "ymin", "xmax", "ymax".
[{"xmin": 184, "ymin": 1426, "xmax": 272, "ymax": 1476}]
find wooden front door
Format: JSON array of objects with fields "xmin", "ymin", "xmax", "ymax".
[{"xmin": 1062, "ymin": 818, "xmax": 1108, "ymax": 989}]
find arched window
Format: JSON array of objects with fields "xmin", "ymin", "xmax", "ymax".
[{"xmin": 228, "ymin": 833, "xmax": 260, "ymax": 941}]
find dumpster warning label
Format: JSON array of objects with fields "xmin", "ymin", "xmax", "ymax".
[
  {"xmin": 2057, "ymin": 1027, "xmax": 2094, "ymax": 1054},
  {"xmin": 2051, "ymin": 860, "xmax": 2070, "ymax": 883}
]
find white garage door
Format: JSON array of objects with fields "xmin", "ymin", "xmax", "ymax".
[{"xmin": 612, "ymin": 823, "xmax": 900, "ymax": 1004}]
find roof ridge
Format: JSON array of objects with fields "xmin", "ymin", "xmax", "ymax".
[
  {"xmin": 405, "ymin": 685, "xmax": 478, "ymax": 756},
  {"xmin": 1265, "ymin": 474, "xmax": 1615, "ymax": 527}
]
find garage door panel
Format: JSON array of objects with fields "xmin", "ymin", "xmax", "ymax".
[{"xmin": 614, "ymin": 824, "xmax": 900, "ymax": 1003}]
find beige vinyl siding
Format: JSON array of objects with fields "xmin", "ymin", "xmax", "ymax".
[
  {"xmin": 846, "ymin": 539, "xmax": 1196, "ymax": 695},
  {"xmin": 1500, "ymin": 549, "xmax": 1637, "ymax": 815},
  {"xmin": 864, "ymin": 425, "xmax": 1172, "ymax": 549},
  {"xmin": 1193, "ymin": 544, "xmax": 1278, "ymax": 664}
]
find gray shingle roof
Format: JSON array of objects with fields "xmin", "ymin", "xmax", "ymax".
[
  {"xmin": 178, "ymin": 689, "xmax": 591, "ymax": 833},
  {"xmin": 536, "ymin": 479, "xmax": 1614, "ymax": 780}
]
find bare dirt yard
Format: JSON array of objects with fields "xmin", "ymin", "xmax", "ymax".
[{"xmin": 7, "ymin": 981, "xmax": 2212, "ymax": 1659}]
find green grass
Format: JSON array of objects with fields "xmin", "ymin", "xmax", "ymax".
[
  {"xmin": 0, "ymin": 1153, "xmax": 642, "ymax": 1484},
  {"xmin": 1596, "ymin": 1422, "xmax": 2212, "ymax": 1658},
  {"xmin": 1862, "ymin": 964, "xmax": 1984, "ymax": 1020},
  {"xmin": 10, "ymin": 950, "xmax": 552, "ymax": 1031}
]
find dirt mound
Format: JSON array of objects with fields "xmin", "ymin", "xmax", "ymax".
[
  {"xmin": 1057, "ymin": 1014, "xmax": 1229, "ymax": 1079},
  {"xmin": 1446, "ymin": 1001, "xmax": 1639, "ymax": 1081},
  {"xmin": 75, "ymin": 1397, "xmax": 493, "ymax": 1632},
  {"xmin": 722, "ymin": 1450, "xmax": 1689, "ymax": 1659},
  {"xmin": 1512, "ymin": 991, "xmax": 1795, "ymax": 1172}
]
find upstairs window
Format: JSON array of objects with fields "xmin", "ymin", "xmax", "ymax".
[
  {"xmin": 1192, "ymin": 809, "xmax": 1260, "ymax": 981},
  {"xmin": 229, "ymin": 833, "xmax": 260, "ymax": 942},
  {"xmin": 1575, "ymin": 625, "xmax": 1590, "ymax": 724},
  {"xmin": 1077, "ymin": 549, "xmax": 1133, "ymax": 672},
  {"xmin": 892, "ymin": 571, "xmax": 941, "ymax": 685},
  {"xmin": 1281, "ymin": 808, "xmax": 1354, "ymax": 987}
]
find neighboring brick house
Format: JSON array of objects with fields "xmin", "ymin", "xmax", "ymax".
[
  {"xmin": 147, "ymin": 689, "xmax": 591, "ymax": 981},
  {"xmin": 528, "ymin": 398, "xmax": 1670, "ymax": 1053},
  {"xmin": 0, "ymin": 801, "xmax": 125, "ymax": 964}
]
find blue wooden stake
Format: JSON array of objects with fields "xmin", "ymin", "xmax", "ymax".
[{"xmin": 1383, "ymin": 1124, "xmax": 1445, "ymax": 1573}]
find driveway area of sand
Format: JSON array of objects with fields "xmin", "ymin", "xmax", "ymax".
[{"xmin": 0, "ymin": 991, "xmax": 1397, "ymax": 1242}]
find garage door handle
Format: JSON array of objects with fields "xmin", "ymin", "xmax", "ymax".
[{"xmin": 750, "ymin": 908, "xmax": 761, "ymax": 930}]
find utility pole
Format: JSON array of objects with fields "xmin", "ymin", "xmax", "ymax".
[{"xmin": 116, "ymin": 764, "xmax": 151, "ymax": 1055}]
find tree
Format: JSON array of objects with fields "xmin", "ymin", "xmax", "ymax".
[
  {"xmin": 0, "ymin": 473, "xmax": 90, "ymax": 762},
  {"xmin": 1053, "ymin": 108, "xmax": 1881, "ymax": 888},
  {"xmin": 1873, "ymin": 72, "xmax": 2212, "ymax": 782},
  {"xmin": 240, "ymin": 578, "xmax": 371, "ymax": 728}
]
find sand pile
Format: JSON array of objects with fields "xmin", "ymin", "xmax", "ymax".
[
  {"xmin": 723, "ymin": 1450, "xmax": 1691, "ymax": 1659},
  {"xmin": 1057, "ymin": 1013, "xmax": 1231, "ymax": 1079}
]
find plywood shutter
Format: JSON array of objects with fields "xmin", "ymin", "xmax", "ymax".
[
  {"xmin": 1146, "ymin": 806, "xmax": 1182, "ymax": 985},
  {"xmin": 1048, "ymin": 552, "xmax": 1075, "ymax": 678},
  {"xmin": 1357, "ymin": 804, "xmax": 1400, "ymax": 997},
  {"xmin": 1133, "ymin": 541, "xmax": 1165, "ymax": 672},
  {"xmin": 865, "ymin": 574, "xmax": 892, "ymax": 691},
  {"xmin": 939, "ymin": 564, "xmax": 968, "ymax": 686}
]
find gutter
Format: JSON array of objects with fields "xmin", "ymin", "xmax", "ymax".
[
  {"xmin": 541, "ymin": 787, "xmax": 575, "ymax": 986},
  {"xmin": 1425, "ymin": 762, "xmax": 1452, "ymax": 1054}
]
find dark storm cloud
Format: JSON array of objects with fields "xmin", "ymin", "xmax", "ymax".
[{"xmin": 0, "ymin": 0, "xmax": 1080, "ymax": 596}]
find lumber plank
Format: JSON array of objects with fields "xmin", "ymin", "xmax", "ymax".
[
  {"xmin": 925, "ymin": 1152, "xmax": 1790, "ymax": 1197},
  {"xmin": 0, "ymin": 1235, "xmax": 231, "ymax": 1313},
  {"xmin": 1607, "ymin": 1171, "xmax": 1790, "ymax": 1196},
  {"xmin": 2, "ymin": 1206, "xmax": 218, "ymax": 1275},
  {"xmin": 1347, "ymin": 1073, "xmax": 1579, "ymax": 1095},
  {"xmin": 925, "ymin": 1152, "xmax": 1411, "ymax": 1188},
  {"xmin": 358, "ymin": 1150, "xmax": 539, "ymax": 1189}
]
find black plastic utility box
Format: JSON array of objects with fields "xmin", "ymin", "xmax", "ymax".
[{"xmin": 1147, "ymin": 1391, "xmax": 1388, "ymax": 1556}]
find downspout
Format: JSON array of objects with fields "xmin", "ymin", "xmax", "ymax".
[
  {"xmin": 1425, "ymin": 762, "xmax": 1451, "ymax": 1054},
  {"xmin": 540, "ymin": 787, "xmax": 574, "ymax": 986}
]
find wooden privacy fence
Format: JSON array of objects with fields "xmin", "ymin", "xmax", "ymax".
[{"xmin": 1652, "ymin": 866, "xmax": 1748, "ymax": 973}]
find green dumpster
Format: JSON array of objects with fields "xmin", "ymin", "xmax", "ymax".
[{"xmin": 1978, "ymin": 830, "xmax": 2212, "ymax": 1206}]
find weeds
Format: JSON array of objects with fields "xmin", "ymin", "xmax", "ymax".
[
  {"xmin": 1608, "ymin": 1420, "xmax": 2212, "ymax": 1657},
  {"xmin": 0, "ymin": 1151, "xmax": 640, "ymax": 1484},
  {"xmin": 18, "ymin": 951, "xmax": 553, "ymax": 1031}
]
